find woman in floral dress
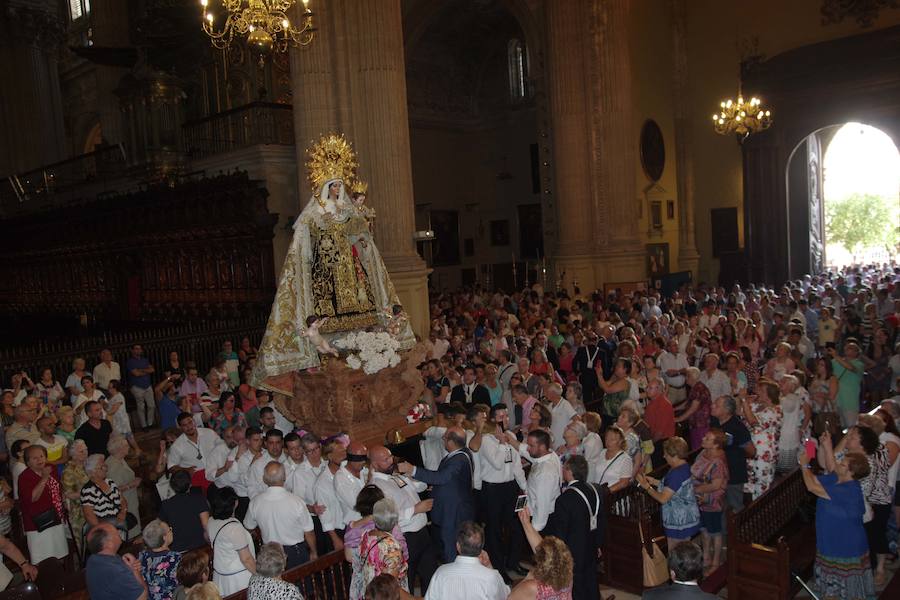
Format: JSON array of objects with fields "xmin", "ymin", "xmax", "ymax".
[
  {"xmin": 359, "ymin": 499, "xmax": 408, "ymax": 593},
  {"xmin": 61, "ymin": 440, "xmax": 89, "ymax": 553},
  {"xmin": 741, "ymin": 380, "xmax": 783, "ymax": 499}
]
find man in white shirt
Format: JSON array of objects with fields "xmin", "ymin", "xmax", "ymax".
[
  {"xmin": 470, "ymin": 404, "xmax": 527, "ymax": 582},
  {"xmin": 333, "ymin": 441, "xmax": 368, "ymax": 528},
  {"xmin": 246, "ymin": 429, "xmax": 288, "ymax": 499},
  {"xmin": 369, "ymin": 445, "xmax": 438, "ymax": 593},
  {"xmin": 699, "ymin": 354, "xmax": 731, "ymax": 404},
  {"xmin": 313, "ymin": 439, "xmax": 347, "ymax": 551},
  {"xmin": 205, "ymin": 426, "xmax": 251, "ymax": 519},
  {"xmin": 546, "ymin": 383, "xmax": 576, "ymax": 450},
  {"xmin": 243, "ymin": 461, "xmax": 317, "ymax": 569},
  {"xmin": 92, "ymin": 349, "xmax": 121, "ymax": 393},
  {"xmin": 288, "ymin": 433, "xmax": 329, "ymax": 555},
  {"xmin": 167, "ymin": 412, "xmax": 221, "ymax": 491},
  {"xmin": 283, "ymin": 432, "xmax": 305, "ymax": 479},
  {"xmin": 658, "ymin": 338, "xmax": 690, "ymax": 406},
  {"xmin": 507, "ymin": 429, "xmax": 560, "ymax": 532},
  {"xmin": 424, "ymin": 521, "xmax": 509, "ymax": 600}
]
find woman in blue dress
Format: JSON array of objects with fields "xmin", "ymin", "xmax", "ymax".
[
  {"xmin": 801, "ymin": 431, "xmax": 876, "ymax": 600},
  {"xmin": 637, "ymin": 436, "xmax": 700, "ymax": 549}
]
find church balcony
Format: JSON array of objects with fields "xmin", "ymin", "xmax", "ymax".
[{"xmin": 182, "ymin": 101, "xmax": 295, "ymax": 161}]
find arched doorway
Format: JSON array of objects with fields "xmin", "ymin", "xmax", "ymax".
[
  {"xmin": 403, "ymin": 0, "xmax": 544, "ymax": 291},
  {"xmin": 741, "ymin": 25, "xmax": 900, "ymax": 285},
  {"xmin": 785, "ymin": 122, "xmax": 899, "ymax": 276}
]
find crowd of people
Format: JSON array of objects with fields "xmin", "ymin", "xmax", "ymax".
[{"xmin": 1, "ymin": 264, "xmax": 899, "ymax": 600}]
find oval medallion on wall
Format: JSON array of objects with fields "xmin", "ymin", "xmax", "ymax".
[{"xmin": 640, "ymin": 119, "xmax": 665, "ymax": 183}]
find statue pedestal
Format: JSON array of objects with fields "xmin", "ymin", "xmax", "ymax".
[{"xmin": 269, "ymin": 341, "xmax": 430, "ymax": 443}]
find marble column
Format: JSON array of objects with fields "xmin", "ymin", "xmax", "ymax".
[
  {"xmin": 0, "ymin": 0, "xmax": 65, "ymax": 177},
  {"xmin": 290, "ymin": 0, "xmax": 429, "ymax": 337},
  {"xmin": 543, "ymin": 0, "xmax": 597, "ymax": 290},
  {"xmin": 589, "ymin": 0, "xmax": 644, "ymax": 283},
  {"xmin": 670, "ymin": 0, "xmax": 701, "ymax": 277}
]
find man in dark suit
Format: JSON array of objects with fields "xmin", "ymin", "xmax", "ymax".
[
  {"xmin": 518, "ymin": 455, "xmax": 604, "ymax": 600},
  {"xmin": 398, "ymin": 426, "xmax": 475, "ymax": 562},
  {"xmin": 533, "ymin": 332, "xmax": 560, "ymax": 371},
  {"xmin": 449, "ymin": 366, "xmax": 491, "ymax": 405},
  {"xmin": 573, "ymin": 332, "xmax": 601, "ymax": 405},
  {"xmin": 642, "ymin": 541, "xmax": 718, "ymax": 599}
]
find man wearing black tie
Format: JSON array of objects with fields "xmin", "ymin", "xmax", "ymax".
[
  {"xmin": 398, "ymin": 426, "xmax": 475, "ymax": 562},
  {"xmin": 449, "ymin": 366, "xmax": 490, "ymax": 405}
]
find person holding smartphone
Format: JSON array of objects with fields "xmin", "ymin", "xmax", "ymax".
[{"xmin": 470, "ymin": 404, "xmax": 526, "ymax": 583}]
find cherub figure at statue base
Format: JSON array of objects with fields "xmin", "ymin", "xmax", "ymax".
[{"xmin": 297, "ymin": 315, "xmax": 340, "ymax": 357}]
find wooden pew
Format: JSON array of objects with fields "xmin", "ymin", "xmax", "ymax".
[
  {"xmin": 726, "ymin": 468, "xmax": 817, "ymax": 600},
  {"xmin": 224, "ymin": 549, "xmax": 351, "ymax": 600}
]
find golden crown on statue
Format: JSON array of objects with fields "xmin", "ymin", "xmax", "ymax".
[{"xmin": 306, "ymin": 133, "xmax": 360, "ymax": 191}]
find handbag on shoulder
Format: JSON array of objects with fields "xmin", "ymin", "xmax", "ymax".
[
  {"xmin": 32, "ymin": 507, "xmax": 61, "ymax": 532},
  {"xmin": 639, "ymin": 518, "xmax": 669, "ymax": 588}
]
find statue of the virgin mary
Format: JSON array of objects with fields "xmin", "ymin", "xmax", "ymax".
[{"xmin": 252, "ymin": 134, "xmax": 416, "ymax": 385}]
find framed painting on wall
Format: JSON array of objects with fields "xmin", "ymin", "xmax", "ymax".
[
  {"xmin": 646, "ymin": 243, "xmax": 669, "ymax": 277},
  {"xmin": 430, "ymin": 210, "xmax": 460, "ymax": 266}
]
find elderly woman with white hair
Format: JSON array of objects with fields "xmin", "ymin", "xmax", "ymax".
[
  {"xmin": 80, "ymin": 454, "xmax": 130, "ymax": 541},
  {"xmin": 359, "ymin": 498, "xmax": 408, "ymax": 593},
  {"xmin": 138, "ymin": 519, "xmax": 182, "ymax": 600},
  {"xmin": 107, "ymin": 435, "xmax": 142, "ymax": 538},
  {"xmin": 247, "ymin": 543, "xmax": 301, "ymax": 600},
  {"xmin": 557, "ymin": 420, "xmax": 588, "ymax": 462}
]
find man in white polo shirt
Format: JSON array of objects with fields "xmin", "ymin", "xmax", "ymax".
[{"xmin": 244, "ymin": 461, "xmax": 317, "ymax": 569}]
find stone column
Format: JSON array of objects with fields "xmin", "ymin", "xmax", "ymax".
[
  {"xmin": 0, "ymin": 0, "xmax": 65, "ymax": 176},
  {"xmin": 290, "ymin": 0, "xmax": 429, "ymax": 337},
  {"xmin": 543, "ymin": 0, "xmax": 597, "ymax": 290},
  {"xmin": 589, "ymin": 0, "xmax": 644, "ymax": 283},
  {"xmin": 670, "ymin": 0, "xmax": 701, "ymax": 277}
]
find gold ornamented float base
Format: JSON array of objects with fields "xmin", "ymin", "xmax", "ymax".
[{"xmin": 266, "ymin": 341, "xmax": 430, "ymax": 445}]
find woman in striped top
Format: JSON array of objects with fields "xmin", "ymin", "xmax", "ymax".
[{"xmin": 80, "ymin": 454, "xmax": 128, "ymax": 536}]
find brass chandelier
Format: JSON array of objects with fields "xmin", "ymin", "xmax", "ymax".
[
  {"xmin": 712, "ymin": 86, "xmax": 772, "ymax": 141},
  {"xmin": 199, "ymin": 0, "xmax": 315, "ymax": 57}
]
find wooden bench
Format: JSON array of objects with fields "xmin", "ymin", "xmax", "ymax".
[
  {"xmin": 224, "ymin": 549, "xmax": 351, "ymax": 600},
  {"xmin": 726, "ymin": 468, "xmax": 817, "ymax": 600}
]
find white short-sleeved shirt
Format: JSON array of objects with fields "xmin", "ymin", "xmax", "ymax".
[
  {"xmin": 167, "ymin": 429, "xmax": 221, "ymax": 471},
  {"xmin": 595, "ymin": 449, "xmax": 633, "ymax": 488},
  {"xmin": 244, "ymin": 486, "xmax": 313, "ymax": 546}
]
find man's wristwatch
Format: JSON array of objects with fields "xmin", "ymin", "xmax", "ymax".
[{"xmin": 18, "ymin": 559, "xmax": 28, "ymax": 567}]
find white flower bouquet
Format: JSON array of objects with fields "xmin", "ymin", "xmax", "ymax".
[{"xmin": 334, "ymin": 331, "xmax": 402, "ymax": 375}]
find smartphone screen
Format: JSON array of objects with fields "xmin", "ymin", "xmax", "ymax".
[
  {"xmin": 514, "ymin": 494, "xmax": 528, "ymax": 512},
  {"xmin": 804, "ymin": 439, "xmax": 817, "ymax": 460}
]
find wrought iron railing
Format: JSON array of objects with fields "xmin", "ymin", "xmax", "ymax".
[{"xmin": 183, "ymin": 101, "xmax": 295, "ymax": 159}]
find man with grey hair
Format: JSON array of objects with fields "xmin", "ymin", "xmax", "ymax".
[
  {"xmin": 398, "ymin": 426, "xmax": 475, "ymax": 562},
  {"xmin": 547, "ymin": 382, "xmax": 576, "ymax": 450},
  {"xmin": 424, "ymin": 521, "xmax": 509, "ymax": 600},
  {"xmin": 710, "ymin": 395, "xmax": 754, "ymax": 523},
  {"xmin": 243, "ymin": 461, "xmax": 317, "ymax": 569}
]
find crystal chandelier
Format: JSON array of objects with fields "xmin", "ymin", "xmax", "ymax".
[
  {"xmin": 199, "ymin": 0, "xmax": 315, "ymax": 57},
  {"xmin": 712, "ymin": 87, "xmax": 772, "ymax": 141}
]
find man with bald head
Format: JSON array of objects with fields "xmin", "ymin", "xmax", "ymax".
[
  {"xmin": 85, "ymin": 522, "xmax": 147, "ymax": 600},
  {"xmin": 370, "ymin": 445, "xmax": 438, "ymax": 591},
  {"xmin": 334, "ymin": 440, "xmax": 369, "ymax": 528},
  {"xmin": 398, "ymin": 425, "xmax": 475, "ymax": 562},
  {"xmin": 244, "ymin": 461, "xmax": 317, "ymax": 569}
]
